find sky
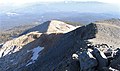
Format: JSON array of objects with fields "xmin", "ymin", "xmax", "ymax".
[{"xmin": 0, "ymin": 0, "xmax": 120, "ymax": 5}]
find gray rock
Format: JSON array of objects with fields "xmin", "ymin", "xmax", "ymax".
[
  {"xmin": 113, "ymin": 48, "xmax": 120, "ymax": 59},
  {"xmin": 110, "ymin": 48, "xmax": 120, "ymax": 70},
  {"xmin": 92, "ymin": 48, "xmax": 108, "ymax": 70},
  {"xmin": 78, "ymin": 50, "xmax": 97, "ymax": 71}
]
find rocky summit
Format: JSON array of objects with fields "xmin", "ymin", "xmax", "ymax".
[{"xmin": 0, "ymin": 19, "xmax": 120, "ymax": 71}]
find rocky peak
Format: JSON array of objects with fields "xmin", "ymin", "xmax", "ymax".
[{"xmin": 20, "ymin": 20, "xmax": 76, "ymax": 36}]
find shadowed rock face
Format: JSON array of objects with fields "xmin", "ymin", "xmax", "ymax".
[{"xmin": 0, "ymin": 19, "xmax": 120, "ymax": 71}]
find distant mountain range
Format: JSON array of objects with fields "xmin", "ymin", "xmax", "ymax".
[
  {"xmin": 0, "ymin": 1, "xmax": 120, "ymax": 30},
  {"xmin": 0, "ymin": 12, "xmax": 120, "ymax": 30}
]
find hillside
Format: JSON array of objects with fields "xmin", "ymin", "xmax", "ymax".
[
  {"xmin": 89, "ymin": 19, "xmax": 120, "ymax": 48},
  {"xmin": 0, "ymin": 24, "xmax": 37, "ymax": 43},
  {"xmin": 0, "ymin": 19, "xmax": 120, "ymax": 71}
]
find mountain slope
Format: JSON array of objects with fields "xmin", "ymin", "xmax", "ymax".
[
  {"xmin": 0, "ymin": 20, "xmax": 76, "ymax": 71},
  {"xmin": 89, "ymin": 19, "xmax": 120, "ymax": 48},
  {"xmin": 0, "ymin": 19, "xmax": 120, "ymax": 71},
  {"xmin": 0, "ymin": 24, "xmax": 37, "ymax": 43}
]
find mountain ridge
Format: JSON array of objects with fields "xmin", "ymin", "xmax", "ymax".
[{"xmin": 0, "ymin": 19, "xmax": 120, "ymax": 71}]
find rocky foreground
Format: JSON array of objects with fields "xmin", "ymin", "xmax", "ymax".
[{"xmin": 0, "ymin": 19, "xmax": 120, "ymax": 71}]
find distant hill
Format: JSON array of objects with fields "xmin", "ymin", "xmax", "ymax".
[{"xmin": 95, "ymin": 18, "xmax": 120, "ymax": 27}]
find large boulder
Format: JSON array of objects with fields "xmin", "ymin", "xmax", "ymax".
[
  {"xmin": 78, "ymin": 50, "xmax": 97, "ymax": 71},
  {"xmin": 92, "ymin": 48, "xmax": 108, "ymax": 71},
  {"xmin": 110, "ymin": 48, "xmax": 120, "ymax": 70}
]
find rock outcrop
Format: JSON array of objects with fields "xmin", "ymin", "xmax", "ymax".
[{"xmin": 72, "ymin": 44, "xmax": 120, "ymax": 71}]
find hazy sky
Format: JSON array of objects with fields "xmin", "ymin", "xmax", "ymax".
[{"xmin": 0, "ymin": 0, "xmax": 120, "ymax": 5}]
